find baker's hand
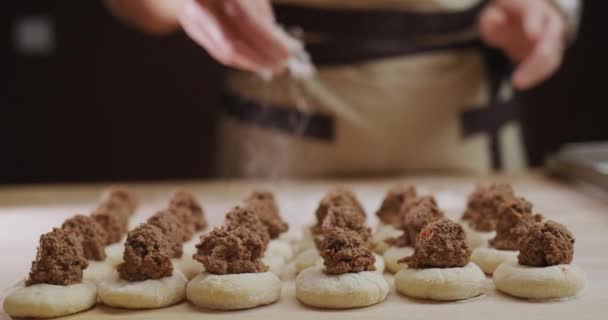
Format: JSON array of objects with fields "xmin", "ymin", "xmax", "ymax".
[
  {"xmin": 179, "ymin": 0, "xmax": 290, "ymax": 74},
  {"xmin": 479, "ymin": 0, "xmax": 567, "ymax": 90}
]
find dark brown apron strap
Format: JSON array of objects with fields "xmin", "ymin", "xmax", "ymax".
[
  {"xmin": 274, "ymin": 1, "xmax": 490, "ymax": 66},
  {"xmin": 274, "ymin": 1, "xmax": 489, "ymax": 40},
  {"xmin": 460, "ymin": 47, "xmax": 520, "ymax": 170}
]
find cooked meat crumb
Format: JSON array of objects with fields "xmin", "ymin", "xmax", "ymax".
[
  {"xmin": 147, "ymin": 210, "xmax": 188, "ymax": 258},
  {"xmin": 26, "ymin": 228, "xmax": 88, "ymax": 286},
  {"xmin": 490, "ymin": 197, "xmax": 542, "ymax": 250},
  {"xmin": 193, "ymin": 227, "xmax": 268, "ymax": 274},
  {"xmin": 91, "ymin": 209, "xmax": 128, "ymax": 245},
  {"xmin": 169, "ymin": 190, "xmax": 207, "ymax": 231},
  {"xmin": 376, "ymin": 184, "xmax": 417, "ymax": 226},
  {"xmin": 320, "ymin": 227, "xmax": 376, "ymax": 275},
  {"xmin": 387, "ymin": 196, "xmax": 443, "ymax": 247},
  {"xmin": 225, "ymin": 206, "xmax": 270, "ymax": 246},
  {"xmin": 518, "ymin": 220, "xmax": 575, "ymax": 267},
  {"xmin": 244, "ymin": 190, "xmax": 288, "ymax": 239},
  {"xmin": 400, "ymin": 218, "xmax": 471, "ymax": 268},
  {"xmin": 62, "ymin": 215, "xmax": 108, "ymax": 261},
  {"xmin": 117, "ymin": 224, "xmax": 174, "ymax": 281},
  {"xmin": 461, "ymin": 183, "xmax": 516, "ymax": 232},
  {"xmin": 314, "ymin": 187, "xmax": 365, "ymax": 230},
  {"xmin": 102, "ymin": 187, "xmax": 138, "ymax": 216},
  {"xmin": 316, "ymin": 205, "xmax": 372, "ymax": 249}
]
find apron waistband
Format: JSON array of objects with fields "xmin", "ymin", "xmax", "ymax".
[
  {"xmin": 274, "ymin": 2, "xmax": 488, "ymax": 39},
  {"xmin": 274, "ymin": 1, "xmax": 489, "ymax": 65}
]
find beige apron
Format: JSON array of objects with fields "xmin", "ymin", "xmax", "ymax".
[{"xmin": 214, "ymin": 0, "xmax": 577, "ymax": 178}]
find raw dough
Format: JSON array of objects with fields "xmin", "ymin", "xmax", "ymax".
[
  {"xmin": 383, "ymin": 246, "xmax": 414, "ymax": 274},
  {"xmin": 295, "ymin": 267, "xmax": 389, "ymax": 309},
  {"xmin": 105, "ymin": 241, "xmax": 125, "ymax": 265},
  {"xmin": 493, "ymin": 260, "xmax": 586, "ymax": 300},
  {"xmin": 295, "ymin": 225, "xmax": 315, "ymax": 254},
  {"xmin": 83, "ymin": 260, "xmax": 116, "ymax": 284},
  {"xmin": 262, "ymin": 255, "xmax": 286, "ymax": 275},
  {"xmin": 395, "ymin": 262, "xmax": 485, "ymax": 301},
  {"xmin": 372, "ymin": 223, "xmax": 403, "ymax": 254},
  {"xmin": 265, "ymin": 240, "xmax": 294, "ymax": 261},
  {"xmin": 295, "ymin": 249, "xmax": 321, "ymax": 274},
  {"xmin": 278, "ymin": 230, "xmax": 300, "ymax": 248},
  {"xmin": 471, "ymin": 247, "xmax": 518, "ymax": 275},
  {"xmin": 98, "ymin": 270, "xmax": 187, "ymax": 309},
  {"xmin": 313, "ymin": 253, "xmax": 385, "ymax": 274},
  {"xmin": 461, "ymin": 223, "xmax": 495, "ymax": 249},
  {"xmin": 3, "ymin": 281, "xmax": 96, "ymax": 318},
  {"xmin": 173, "ymin": 258, "xmax": 204, "ymax": 280},
  {"xmin": 187, "ymin": 272, "xmax": 281, "ymax": 310}
]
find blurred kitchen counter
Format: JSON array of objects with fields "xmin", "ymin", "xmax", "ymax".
[{"xmin": 1, "ymin": 171, "xmax": 607, "ymax": 319}]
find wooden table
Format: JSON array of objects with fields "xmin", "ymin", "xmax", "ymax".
[{"xmin": 1, "ymin": 172, "xmax": 607, "ymax": 319}]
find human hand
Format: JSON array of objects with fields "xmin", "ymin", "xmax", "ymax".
[
  {"xmin": 179, "ymin": 0, "xmax": 291, "ymax": 74},
  {"xmin": 479, "ymin": 0, "xmax": 567, "ymax": 90}
]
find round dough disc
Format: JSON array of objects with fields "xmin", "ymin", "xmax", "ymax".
[
  {"xmin": 105, "ymin": 242, "xmax": 125, "ymax": 266},
  {"xmin": 187, "ymin": 272, "xmax": 281, "ymax": 310},
  {"xmin": 3, "ymin": 281, "xmax": 97, "ymax": 318},
  {"xmin": 295, "ymin": 225, "xmax": 316, "ymax": 254},
  {"xmin": 173, "ymin": 258, "xmax": 205, "ymax": 280},
  {"xmin": 83, "ymin": 260, "xmax": 117, "ymax": 284},
  {"xmin": 461, "ymin": 223, "xmax": 495, "ymax": 249},
  {"xmin": 383, "ymin": 246, "xmax": 414, "ymax": 274},
  {"xmin": 493, "ymin": 260, "xmax": 586, "ymax": 300},
  {"xmin": 395, "ymin": 262, "xmax": 485, "ymax": 301},
  {"xmin": 372, "ymin": 223, "xmax": 402, "ymax": 254},
  {"xmin": 262, "ymin": 255, "xmax": 286, "ymax": 276},
  {"xmin": 278, "ymin": 230, "xmax": 300, "ymax": 248},
  {"xmin": 471, "ymin": 247, "xmax": 517, "ymax": 275},
  {"xmin": 266, "ymin": 240, "xmax": 294, "ymax": 261},
  {"xmin": 296, "ymin": 267, "xmax": 389, "ymax": 309},
  {"xmin": 295, "ymin": 249, "xmax": 321, "ymax": 274},
  {"xmin": 98, "ymin": 270, "xmax": 187, "ymax": 309}
]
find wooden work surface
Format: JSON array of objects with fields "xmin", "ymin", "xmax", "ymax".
[{"xmin": 1, "ymin": 172, "xmax": 607, "ymax": 319}]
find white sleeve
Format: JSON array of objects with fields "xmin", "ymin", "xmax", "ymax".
[{"xmin": 549, "ymin": 0, "xmax": 583, "ymax": 42}]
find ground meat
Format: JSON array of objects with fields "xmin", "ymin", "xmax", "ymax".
[
  {"xmin": 168, "ymin": 207, "xmax": 196, "ymax": 241},
  {"xmin": 314, "ymin": 187, "xmax": 366, "ymax": 230},
  {"xmin": 490, "ymin": 197, "xmax": 542, "ymax": 250},
  {"xmin": 26, "ymin": 228, "xmax": 88, "ymax": 286},
  {"xmin": 385, "ymin": 196, "xmax": 442, "ymax": 247},
  {"xmin": 320, "ymin": 227, "xmax": 376, "ymax": 275},
  {"xmin": 91, "ymin": 209, "xmax": 128, "ymax": 245},
  {"xmin": 316, "ymin": 205, "xmax": 372, "ymax": 249},
  {"xmin": 225, "ymin": 206, "xmax": 271, "ymax": 246},
  {"xmin": 102, "ymin": 187, "xmax": 138, "ymax": 216},
  {"xmin": 62, "ymin": 215, "xmax": 108, "ymax": 261},
  {"xmin": 461, "ymin": 183, "xmax": 516, "ymax": 232},
  {"xmin": 401, "ymin": 196, "xmax": 444, "ymax": 245},
  {"xmin": 147, "ymin": 210, "xmax": 188, "ymax": 258},
  {"xmin": 518, "ymin": 220, "xmax": 575, "ymax": 267},
  {"xmin": 243, "ymin": 190, "xmax": 289, "ymax": 239},
  {"xmin": 169, "ymin": 190, "xmax": 207, "ymax": 231},
  {"xmin": 118, "ymin": 224, "xmax": 173, "ymax": 281},
  {"xmin": 193, "ymin": 227, "xmax": 268, "ymax": 274},
  {"xmin": 376, "ymin": 184, "xmax": 417, "ymax": 226},
  {"xmin": 400, "ymin": 218, "xmax": 471, "ymax": 269}
]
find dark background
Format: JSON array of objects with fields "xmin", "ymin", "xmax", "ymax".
[{"xmin": 3, "ymin": 1, "xmax": 607, "ymax": 184}]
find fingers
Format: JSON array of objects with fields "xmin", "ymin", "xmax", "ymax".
[
  {"xmin": 180, "ymin": 0, "xmax": 289, "ymax": 74},
  {"xmin": 512, "ymin": 13, "xmax": 565, "ymax": 90},
  {"xmin": 226, "ymin": 0, "xmax": 290, "ymax": 72},
  {"xmin": 180, "ymin": 0, "xmax": 266, "ymax": 71},
  {"xmin": 522, "ymin": 3, "xmax": 544, "ymax": 42},
  {"xmin": 479, "ymin": 0, "xmax": 567, "ymax": 90},
  {"xmin": 479, "ymin": 5, "xmax": 509, "ymax": 48}
]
